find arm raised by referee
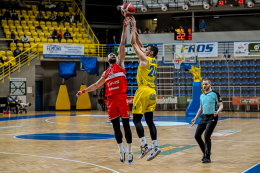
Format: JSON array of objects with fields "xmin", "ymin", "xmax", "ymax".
[{"xmin": 191, "ymin": 78, "xmax": 223, "ymax": 163}]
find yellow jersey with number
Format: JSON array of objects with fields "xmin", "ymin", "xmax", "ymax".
[{"xmin": 136, "ymin": 56, "xmax": 157, "ymax": 88}]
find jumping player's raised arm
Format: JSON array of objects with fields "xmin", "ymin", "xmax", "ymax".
[
  {"xmin": 135, "ymin": 31, "xmax": 146, "ymax": 53},
  {"xmin": 76, "ymin": 71, "xmax": 106, "ymax": 98},
  {"xmin": 117, "ymin": 17, "xmax": 129, "ymax": 68},
  {"xmin": 130, "ymin": 17, "xmax": 148, "ymax": 66}
]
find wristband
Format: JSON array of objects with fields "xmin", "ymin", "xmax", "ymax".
[{"xmin": 81, "ymin": 90, "xmax": 85, "ymax": 93}]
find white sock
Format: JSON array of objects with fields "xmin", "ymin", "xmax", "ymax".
[
  {"xmin": 140, "ymin": 137, "xmax": 146, "ymax": 147},
  {"xmin": 127, "ymin": 143, "xmax": 132, "ymax": 153},
  {"xmin": 152, "ymin": 140, "xmax": 157, "ymax": 148},
  {"xmin": 118, "ymin": 143, "xmax": 124, "ymax": 153}
]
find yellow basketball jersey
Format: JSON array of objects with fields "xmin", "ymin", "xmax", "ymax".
[{"xmin": 136, "ymin": 56, "xmax": 157, "ymax": 88}]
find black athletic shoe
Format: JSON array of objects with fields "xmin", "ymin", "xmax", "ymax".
[
  {"xmin": 202, "ymin": 155, "xmax": 205, "ymax": 161},
  {"xmin": 203, "ymin": 157, "xmax": 211, "ymax": 163}
]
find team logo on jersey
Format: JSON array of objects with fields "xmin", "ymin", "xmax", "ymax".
[
  {"xmin": 149, "ymin": 94, "xmax": 156, "ymax": 100},
  {"xmin": 133, "ymin": 106, "xmax": 136, "ymax": 110},
  {"xmin": 108, "ymin": 72, "xmax": 114, "ymax": 77}
]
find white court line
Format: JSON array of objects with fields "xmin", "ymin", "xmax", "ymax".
[
  {"xmin": 45, "ymin": 118, "xmax": 108, "ymax": 127},
  {"xmin": 0, "ymin": 152, "xmax": 120, "ymax": 173},
  {"xmin": 242, "ymin": 162, "xmax": 260, "ymax": 173}
]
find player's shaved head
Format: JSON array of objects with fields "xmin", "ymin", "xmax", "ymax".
[{"xmin": 203, "ymin": 78, "xmax": 211, "ymax": 84}]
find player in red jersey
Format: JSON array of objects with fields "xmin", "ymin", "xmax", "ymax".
[{"xmin": 76, "ymin": 18, "xmax": 133, "ymax": 164}]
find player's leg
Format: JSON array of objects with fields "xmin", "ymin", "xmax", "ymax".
[
  {"xmin": 111, "ymin": 117, "xmax": 127, "ymax": 163},
  {"xmin": 122, "ymin": 118, "xmax": 134, "ymax": 164},
  {"xmin": 194, "ymin": 116, "xmax": 207, "ymax": 161},
  {"xmin": 203, "ymin": 116, "xmax": 218, "ymax": 163}
]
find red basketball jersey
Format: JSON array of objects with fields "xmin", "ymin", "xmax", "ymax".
[{"xmin": 105, "ymin": 63, "xmax": 127, "ymax": 97}]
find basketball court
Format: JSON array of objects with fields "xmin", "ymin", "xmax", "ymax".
[{"xmin": 0, "ymin": 111, "xmax": 259, "ymax": 172}]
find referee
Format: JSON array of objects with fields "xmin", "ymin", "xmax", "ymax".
[{"xmin": 191, "ymin": 79, "xmax": 223, "ymax": 163}]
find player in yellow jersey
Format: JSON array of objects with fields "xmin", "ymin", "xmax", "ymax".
[{"xmin": 130, "ymin": 17, "xmax": 161, "ymax": 161}]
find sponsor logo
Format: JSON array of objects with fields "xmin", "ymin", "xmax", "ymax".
[
  {"xmin": 46, "ymin": 45, "xmax": 61, "ymax": 53},
  {"xmin": 238, "ymin": 44, "xmax": 244, "ymax": 49},
  {"xmin": 109, "ymin": 86, "xmax": 119, "ymax": 91},
  {"xmin": 175, "ymin": 44, "xmax": 215, "ymax": 54},
  {"xmin": 107, "ymin": 80, "xmax": 119, "ymax": 87},
  {"xmin": 240, "ymin": 98, "xmax": 259, "ymax": 104},
  {"xmin": 132, "ymin": 106, "xmax": 136, "ymax": 110},
  {"xmin": 108, "ymin": 72, "xmax": 114, "ymax": 78},
  {"xmin": 235, "ymin": 51, "xmax": 245, "ymax": 54},
  {"xmin": 212, "ymin": 130, "xmax": 240, "ymax": 136},
  {"xmin": 149, "ymin": 94, "xmax": 156, "ymax": 100},
  {"xmin": 157, "ymin": 97, "xmax": 177, "ymax": 104}
]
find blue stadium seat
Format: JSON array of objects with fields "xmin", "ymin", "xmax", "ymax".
[
  {"xmin": 229, "ymin": 78, "xmax": 234, "ymax": 84},
  {"xmin": 256, "ymin": 88, "xmax": 260, "ymax": 96},
  {"xmin": 214, "ymin": 73, "xmax": 220, "ymax": 79},
  {"xmin": 256, "ymin": 73, "xmax": 260, "ymax": 78},
  {"xmin": 221, "ymin": 67, "xmax": 227, "ymax": 73},
  {"xmin": 133, "ymin": 74, "xmax": 137, "ymax": 79},
  {"xmin": 229, "ymin": 73, "xmax": 234, "ymax": 78},
  {"xmin": 201, "ymin": 67, "xmax": 207, "ymax": 73},
  {"xmin": 242, "ymin": 60, "xmax": 248, "ymax": 66},
  {"xmin": 235, "ymin": 87, "xmax": 240, "ymax": 91},
  {"xmin": 173, "ymin": 73, "xmax": 179, "ymax": 79},
  {"xmin": 180, "ymin": 73, "xmax": 186, "ymax": 79},
  {"xmin": 228, "ymin": 61, "xmax": 234, "ymax": 67},
  {"xmin": 220, "ymin": 73, "xmax": 227, "ymax": 79},
  {"xmin": 173, "ymin": 79, "xmax": 179, "ymax": 85},
  {"xmin": 249, "ymin": 79, "xmax": 255, "ymax": 85},
  {"xmin": 127, "ymin": 68, "xmax": 133, "ymax": 73},
  {"xmin": 248, "ymin": 73, "xmax": 255, "ymax": 78},
  {"xmin": 220, "ymin": 61, "xmax": 227, "ymax": 67},
  {"xmin": 180, "ymin": 90, "xmax": 186, "ymax": 96},
  {"xmin": 249, "ymin": 90, "xmax": 255, "ymax": 96},
  {"xmin": 234, "ymin": 73, "xmax": 241, "ymax": 78},
  {"xmin": 256, "ymin": 60, "xmax": 260, "ymax": 66},
  {"xmin": 127, "ymin": 91, "xmax": 131, "ymax": 96},
  {"xmin": 248, "ymin": 67, "xmax": 255, "ymax": 72},
  {"xmin": 207, "ymin": 61, "xmax": 213, "ymax": 67},
  {"xmin": 242, "ymin": 90, "xmax": 249, "ymax": 96},
  {"xmin": 256, "ymin": 67, "xmax": 260, "ymax": 72},
  {"xmin": 124, "ymin": 62, "xmax": 128, "ymax": 68},
  {"xmin": 213, "ymin": 87, "xmax": 219, "ymax": 91},
  {"xmin": 221, "ymin": 90, "xmax": 227, "ymax": 96},
  {"xmin": 248, "ymin": 87, "xmax": 254, "ymax": 90},
  {"xmin": 127, "ymin": 87, "xmax": 131, "ymax": 91},
  {"xmin": 234, "ymin": 60, "xmax": 241, "ymax": 67},
  {"xmin": 187, "ymin": 79, "xmax": 193, "ymax": 85},
  {"xmin": 180, "ymin": 80, "xmax": 186, "ymax": 85},
  {"xmin": 235, "ymin": 90, "xmax": 240, "ymax": 96},
  {"xmin": 187, "ymin": 90, "xmax": 192, "ymax": 96},
  {"xmin": 256, "ymin": 79, "xmax": 260, "ymax": 85},
  {"xmin": 180, "ymin": 67, "xmax": 185, "ymax": 73},
  {"xmin": 128, "ymin": 63, "xmax": 133, "ymax": 68},
  {"xmin": 234, "ymin": 67, "xmax": 241, "ymax": 72},
  {"xmin": 127, "ymin": 79, "xmax": 133, "ymax": 85},
  {"xmin": 173, "ymin": 87, "xmax": 179, "ymax": 91},
  {"xmin": 214, "ymin": 61, "xmax": 220, "ymax": 67},
  {"xmin": 234, "ymin": 79, "xmax": 241, "ymax": 85},
  {"xmin": 186, "ymin": 73, "xmax": 193, "ymax": 78},
  {"xmin": 201, "ymin": 61, "xmax": 207, "ymax": 67},
  {"xmin": 248, "ymin": 60, "xmax": 255, "ymax": 66},
  {"xmin": 133, "ymin": 62, "xmax": 139, "ymax": 68},
  {"xmin": 241, "ymin": 73, "xmax": 248, "ymax": 78},
  {"xmin": 127, "ymin": 74, "xmax": 133, "ymax": 79},
  {"xmin": 133, "ymin": 80, "xmax": 137, "ymax": 85},
  {"xmin": 173, "ymin": 91, "xmax": 179, "ymax": 96},
  {"xmin": 208, "ymin": 73, "xmax": 213, "ymax": 78},
  {"xmin": 214, "ymin": 79, "xmax": 220, "ymax": 85},
  {"xmin": 214, "ymin": 67, "xmax": 220, "ymax": 73},
  {"xmin": 229, "ymin": 67, "xmax": 234, "ymax": 72},
  {"xmin": 201, "ymin": 73, "xmax": 206, "ymax": 78},
  {"xmin": 221, "ymin": 79, "xmax": 228, "ymax": 85},
  {"xmin": 207, "ymin": 67, "xmax": 214, "ymax": 73},
  {"xmin": 242, "ymin": 79, "xmax": 248, "ymax": 85},
  {"xmin": 241, "ymin": 67, "xmax": 249, "ymax": 73},
  {"xmin": 228, "ymin": 87, "xmax": 234, "ymax": 96}
]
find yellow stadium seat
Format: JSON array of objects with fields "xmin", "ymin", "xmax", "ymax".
[
  {"xmin": 89, "ymin": 45, "xmax": 95, "ymax": 49},
  {"xmin": 85, "ymin": 40, "xmax": 91, "ymax": 44},
  {"xmin": 27, "ymin": 21, "xmax": 33, "ymax": 27},
  {"xmin": 54, "ymin": 39, "xmax": 59, "ymax": 43},
  {"xmin": 18, "ymin": 32, "xmax": 24, "ymax": 37},
  {"xmin": 2, "ymin": 9, "xmax": 6, "ymax": 14},
  {"xmin": 48, "ymin": 39, "xmax": 53, "ymax": 43},
  {"xmin": 37, "ymin": 30, "xmax": 43, "ymax": 34},
  {"xmin": 23, "ymin": 26, "xmax": 29, "ymax": 33},
  {"xmin": 30, "ymin": 43, "xmax": 37, "ymax": 51},
  {"xmin": 52, "ymin": 21, "xmax": 57, "ymax": 27},
  {"xmin": 26, "ymin": 32, "xmax": 32, "ymax": 37},
  {"xmin": 71, "ymin": 23, "xmax": 76, "ymax": 29},
  {"xmin": 61, "ymin": 39, "xmax": 66, "ymax": 43},
  {"xmin": 34, "ymin": 21, "xmax": 39, "ymax": 27},
  {"xmin": 10, "ymin": 43, "xmax": 16, "ymax": 51},
  {"xmin": 17, "ymin": 43, "xmax": 23, "ymax": 51},
  {"xmin": 48, "ymin": 27, "xmax": 54, "ymax": 33},
  {"xmin": 32, "ymin": 5, "xmax": 37, "ymax": 10},
  {"xmin": 80, "ymin": 40, "xmax": 85, "ymax": 44},
  {"xmin": 68, "ymin": 28, "xmax": 73, "ymax": 33},
  {"xmin": 7, "ymin": 51, "xmax": 13, "ymax": 57},
  {"xmin": 64, "ymin": 22, "xmax": 70, "ymax": 28},
  {"xmin": 40, "ymin": 21, "xmax": 45, "ymax": 27},
  {"xmin": 28, "ymin": 10, "xmax": 33, "ymax": 16},
  {"xmin": 35, "ymin": 38, "xmax": 41, "ymax": 43},
  {"xmin": 80, "ymin": 28, "xmax": 86, "ymax": 34},
  {"xmin": 10, "ymin": 26, "xmax": 16, "ymax": 32},
  {"xmin": 1, "ymin": 19, "xmax": 7, "ymax": 25},
  {"xmin": 26, "ymin": 5, "xmax": 31, "ymax": 9},
  {"xmin": 8, "ymin": 19, "xmax": 13, "ymax": 25},
  {"xmin": 74, "ymin": 40, "xmax": 79, "ymax": 44},
  {"xmin": 38, "ymin": 43, "xmax": 43, "ymax": 52},
  {"xmin": 30, "ymin": 26, "xmax": 36, "ymax": 33},
  {"xmin": 74, "ymin": 31, "xmax": 79, "ymax": 35},
  {"xmin": 30, "ymin": 16, "xmax": 36, "ymax": 22},
  {"xmin": 29, "ymin": 38, "xmax": 34, "ymax": 43},
  {"xmin": 21, "ymin": 10, "xmax": 27, "ymax": 16},
  {"xmin": 76, "ymin": 34, "xmax": 82, "ymax": 39},
  {"xmin": 4, "ymin": 25, "xmax": 9, "ymax": 32},
  {"xmin": 84, "ymin": 44, "xmax": 89, "ymax": 49},
  {"xmin": 59, "ymin": 12, "xmax": 64, "ymax": 16},
  {"xmin": 5, "ymin": 31, "xmax": 11, "ymax": 39},
  {"xmin": 0, "ymin": 51, "xmax": 6, "ymax": 56},
  {"xmin": 42, "ymin": 27, "xmax": 48, "ymax": 33},
  {"xmin": 68, "ymin": 7, "xmax": 73, "ymax": 12},
  {"xmin": 24, "ymin": 43, "xmax": 30, "ymax": 49},
  {"xmin": 67, "ymin": 39, "xmax": 73, "ymax": 43},
  {"xmin": 83, "ymin": 34, "xmax": 88, "ymax": 39},
  {"xmin": 73, "ymin": 28, "xmax": 79, "ymax": 33},
  {"xmin": 15, "ymin": 10, "xmax": 21, "ymax": 15},
  {"xmin": 65, "ymin": 12, "xmax": 70, "ymax": 16},
  {"xmin": 34, "ymin": 11, "xmax": 39, "ymax": 16},
  {"xmin": 41, "ymin": 38, "xmax": 47, "ymax": 43},
  {"xmin": 53, "ymin": 11, "xmax": 57, "ymax": 16},
  {"xmin": 24, "ymin": 15, "xmax": 29, "ymax": 21},
  {"xmin": 39, "ymin": 32, "xmax": 44, "ymax": 39},
  {"xmin": 46, "ymin": 21, "xmax": 51, "ymax": 27},
  {"xmin": 46, "ymin": 11, "xmax": 51, "ymax": 16},
  {"xmin": 14, "ymin": 20, "xmax": 20, "ymax": 26},
  {"xmin": 77, "ymin": 23, "xmax": 83, "ymax": 28},
  {"xmin": 32, "ymin": 31, "xmax": 38, "ymax": 37},
  {"xmin": 21, "ymin": 20, "xmax": 26, "ymax": 27},
  {"xmin": 43, "ymin": 31, "xmax": 49, "ymax": 37},
  {"xmin": 61, "ymin": 28, "xmax": 66, "ymax": 33}
]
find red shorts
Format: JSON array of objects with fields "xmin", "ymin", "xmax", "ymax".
[{"xmin": 107, "ymin": 94, "xmax": 130, "ymax": 120}]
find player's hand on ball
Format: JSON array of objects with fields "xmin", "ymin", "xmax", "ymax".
[
  {"xmin": 130, "ymin": 16, "xmax": 136, "ymax": 27},
  {"xmin": 76, "ymin": 91, "xmax": 82, "ymax": 98},
  {"xmin": 190, "ymin": 119, "xmax": 196, "ymax": 127},
  {"xmin": 124, "ymin": 17, "xmax": 129, "ymax": 27}
]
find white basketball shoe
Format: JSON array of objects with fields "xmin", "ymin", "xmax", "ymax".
[
  {"xmin": 139, "ymin": 144, "xmax": 152, "ymax": 159},
  {"xmin": 120, "ymin": 147, "xmax": 127, "ymax": 163},
  {"xmin": 146, "ymin": 147, "xmax": 161, "ymax": 161},
  {"xmin": 127, "ymin": 152, "xmax": 134, "ymax": 164}
]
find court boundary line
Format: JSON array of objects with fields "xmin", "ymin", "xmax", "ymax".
[
  {"xmin": 242, "ymin": 162, "xmax": 260, "ymax": 173},
  {"xmin": 0, "ymin": 152, "xmax": 120, "ymax": 173}
]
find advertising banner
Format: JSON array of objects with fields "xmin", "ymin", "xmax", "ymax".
[
  {"xmin": 43, "ymin": 44, "xmax": 84, "ymax": 58},
  {"xmin": 127, "ymin": 96, "xmax": 192, "ymax": 105},
  {"xmin": 232, "ymin": 97, "xmax": 260, "ymax": 105},
  {"xmin": 114, "ymin": 45, "xmax": 150, "ymax": 59},
  {"xmin": 234, "ymin": 42, "xmax": 260, "ymax": 56}
]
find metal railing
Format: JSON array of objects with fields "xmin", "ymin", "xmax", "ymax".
[
  {"xmin": 73, "ymin": 0, "xmax": 99, "ymax": 45},
  {"xmin": 0, "ymin": 43, "xmax": 39, "ymax": 83}
]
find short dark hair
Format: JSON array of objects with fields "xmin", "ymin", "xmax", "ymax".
[{"xmin": 149, "ymin": 45, "xmax": 158, "ymax": 57}]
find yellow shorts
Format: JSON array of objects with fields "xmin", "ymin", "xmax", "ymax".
[{"xmin": 132, "ymin": 87, "xmax": 156, "ymax": 115}]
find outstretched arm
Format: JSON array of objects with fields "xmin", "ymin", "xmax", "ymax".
[
  {"xmin": 76, "ymin": 72, "xmax": 106, "ymax": 98},
  {"xmin": 135, "ymin": 31, "xmax": 146, "ymax": 53},
  {"xmin": 117, "ymin": 17, "xmax": 129, "ymax": 68},
  {"xmin": 130, "ymin": 17, "xmax": 148, "ymax": 66}
]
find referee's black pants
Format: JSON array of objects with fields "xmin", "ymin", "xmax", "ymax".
[{"xmin": 195, "ymin": 114, "xmax": 218, "ymax": 155}]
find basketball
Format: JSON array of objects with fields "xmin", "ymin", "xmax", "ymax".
[{"xmin": 121, "ymin": 3, "xmax": 135, "ymax": 17}]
